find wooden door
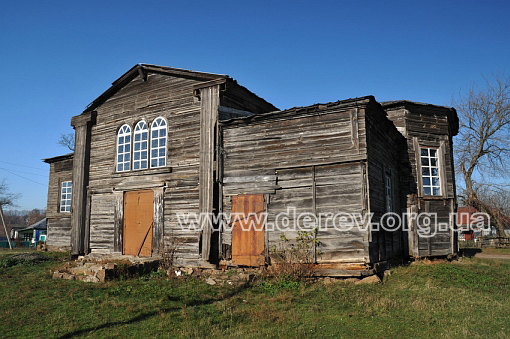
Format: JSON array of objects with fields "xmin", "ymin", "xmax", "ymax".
[
  {"xmin": 123, "ymin": 190, "xmax": 154, "ymax": 257},
  {"xmin": 232, "ymin": 194, "xmax": 265, "ymax": 266}
]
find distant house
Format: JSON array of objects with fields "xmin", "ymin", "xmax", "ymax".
[
  {"xmin": 43, "ymin": 64, "xmax": 459, "ymax": 274},
  {"xmin": 13, "ymin": 218, "xmax": 47, "ymax": 246},
  {"xmin": 457, "ymin": 206, "xmax": 493, "ymax": 240}
]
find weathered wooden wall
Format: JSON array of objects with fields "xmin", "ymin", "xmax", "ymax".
[
  {"xmin": 85, "ymin": 73, "xmax": 204, "ymax": 262},
  {"xmin": 79, "ymin": 66, "xmax": 275, "ymax": 265},
  {"xmin": 384, "ymin": 102, "xmax": 458, "ymax": 257},
  {"xmin": 44, "ymin": 155, "xmax": 73, "ymax": 249},
  {"xmin": 364, "ymin": 100, "xmax": 407, "ymax": 263},
  {"xmin": 221, "ymin": 98, "xmax": 375, "ymax": 265}
]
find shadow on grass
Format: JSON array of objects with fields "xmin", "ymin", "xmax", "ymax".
[
  {"xmin": 57, "ymin": 281, "xmax": 251, "ymax": 339},
  {"xmin": 459, "ymin": 248, "xmax": 482, "ymax": 257}
]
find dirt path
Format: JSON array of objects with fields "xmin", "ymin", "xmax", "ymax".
[{"xmin": 475, "ymin": 253, "xmax": 510, "ymax": 260}]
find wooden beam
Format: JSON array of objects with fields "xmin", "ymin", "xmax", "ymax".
[
  {"xmin": 199, "ymin": 85, "xmax": 220, "ymax": 261},
  {"xmin": 70, "ymin": 111, "xmax": 96, "ymax": 256},
  {"xmin": 0, "ymin": 206, "xmax": 12, "ymax": 249},
  {"xmin": 137, "ymin": 66, "xmax": 147, "ymax": 82}
]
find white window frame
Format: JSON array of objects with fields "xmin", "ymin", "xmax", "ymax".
[
  {"xmin": 60, "ymin": 181, "xmax": 72, "ymax": 213},
  {"xmin": 133, "ymin": 121, "xmax": 149, "ymax": 170},
  {"xmin": 420, "ymin": 147, "xmax": 441, "ymax": 196},
  {"xmin": 150, "ymin": 117, "xmax": 167, "ymax": 168},
  {"xmin": 116, "ymin": 124, "xmax": 132, "ymax": 172}
]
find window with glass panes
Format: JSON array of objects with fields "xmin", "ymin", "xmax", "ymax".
[
  {"xmin": 133, "ymin": 121, "xmax": 149, "ymax": 170},
  {"xmin": 150, "ymin": 117, "xmax": 167, "ymax": 168},
  {"xmin": 116, "ymin": 125, "xmax": 131, "ymax": 172},
  {"xmin": 60, "ymin": 181, "xmax": 72, "ymax": 212},
  {"xmin": 420, "ymin": 147, "xmax": 441, "ymax": 196}
]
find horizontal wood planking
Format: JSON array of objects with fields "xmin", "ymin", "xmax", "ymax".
[
  {"xmin": 385, "ymin": 103, "xmax": 457, "ymax": 258},
  {"xmin": 80, "ymin": 71, "xmax": 276, "ymax": 261},
  {"xmin": 222, "ymin": 107, "xmax": 367, "ymax": 172},
  {"xmin": 220, "ymin": 99, "xmax": 372, "ymax": 264},
  {"xmin": 85, "ymin": 74, "xmax": 204, "ymax": 256},
  {"xmin": 45, "ymin": 158, "xmax": 73, "ymax": 248},
  {"xmin": 46, "ymin": 217, "xmax": 72, "ymax": 248}
]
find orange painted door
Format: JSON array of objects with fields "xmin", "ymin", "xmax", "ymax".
[
  {"xmin": 232, "ymin": 194, "xmax": 265, "ymax": 266},
  {"xmin": 123, "ymin": 190, "xmax": 154, "ymax": 257}
]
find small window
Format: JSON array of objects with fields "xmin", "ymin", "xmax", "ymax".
[
  {"xmin": 116, "ymin": 125, "xmax": 131, "ymax": 172},
  {"xmin": 150, "ymin": 117, "xmax": 167, "ymax": 168},
  {"xmin": 420, "ymin": 147, "xmax": 441, "ymax": 196},
  {"xmin": 60, "ymin": 181, "xmax": 72, "ymax": 212},
  {"xmin": 133, "ymin": 121, "xmax": 149, "ymax": 170},
  {"xmin": 385, "ymin": 172, "xmax": 393, "ymax": 212}
]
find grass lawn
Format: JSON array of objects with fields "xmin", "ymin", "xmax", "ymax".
[
  {"xmin": 480, "ymin": 248, "xmax": 510, "ymax": 255},
  {"xmin": 1, "ymin": 249, "xmax": 509, "ymax": 339}
]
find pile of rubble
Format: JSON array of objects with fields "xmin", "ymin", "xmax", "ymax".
[
  {"xmin": 52, "ymin": 256, "xmax": 159, "ymax": 283},
  {"xmin": 171, "ymin": 267, "xmax": 258, "ymax": 286}
]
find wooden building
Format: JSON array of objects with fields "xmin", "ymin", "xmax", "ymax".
[
  {"xmin": 44, "ymin": 64, "xmax": 459, "ymax": 272},
  {"xmin": 45, "ymin": 64, "xmax": 275, "ymax": 266},
  {"xmin": 219, "ymin": 97, "xmax": 406, "ymax": 270},
  {"xmin": 382, "ymin": 101, "xmax": 459, "ymax": 257},
  {"xmin": 43, "ymin": 153, "xmax": 73, "ymax": 250}
]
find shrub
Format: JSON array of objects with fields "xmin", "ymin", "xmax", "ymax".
[{"xmin": 267, "ymin": 231, "xmax": 319, "ymax": 281}]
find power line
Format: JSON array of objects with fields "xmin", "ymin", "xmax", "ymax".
[
  {"xmin": 0, "ymin": 160, "xmax": 47, "ymax": 171},
  {"xmin": 0, "ymin": 167, "xmax": 47, "ymax": 186},
  {"xmin": 0, "ymin": 166, "xmax": 47, "ymax": 178}
]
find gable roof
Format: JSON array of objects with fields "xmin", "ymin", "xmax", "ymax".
[
  {"xmin": 81, "ymin": 64, "xmax": 276, "ymax": 114},
  {"xmin": 17, "ymin": 218, "xmax": 47, "ymax": 232}
]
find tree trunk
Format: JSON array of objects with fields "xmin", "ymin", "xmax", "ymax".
[{"xmin": 468, "ymin": 198, "xmax": 508, "ymax": 238}]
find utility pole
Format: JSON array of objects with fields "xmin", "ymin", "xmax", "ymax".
[{"xmin": 0, "ymin": 205, "xmax": 12, "ymax": 249}]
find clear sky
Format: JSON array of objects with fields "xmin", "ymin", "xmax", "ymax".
[{"xmin": 0, "ymin": 0, "xmax": 508, "ymax": 210}]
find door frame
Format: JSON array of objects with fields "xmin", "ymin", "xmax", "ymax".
[
  {"xmin": 113, "ymin": 187, "xmax": 164, "ymax": 256},
  {"xmin": 123, "ymin": 189, "xmax": 154, "ymax": 256}
]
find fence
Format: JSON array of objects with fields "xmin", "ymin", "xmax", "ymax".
[
  {"xmin": 0, "ymin": 241, "xmax": 40, "ymax": 249},
  {"xmin": 479, "ymin": 237, "xmax": 510, "ymax": 248}
]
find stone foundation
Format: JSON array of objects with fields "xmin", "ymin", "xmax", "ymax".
[{"xmin": 52, "ymin": 255, "xmax": 160, "ymax": 283}]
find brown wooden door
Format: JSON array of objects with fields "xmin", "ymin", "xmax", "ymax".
[
  {"xmin": 123, "ymin": 190, "xmax": 154, "ymax": 257},
  {"xmin": 232, "ymin": 194, "xmax": 265, "ymax": 266}
]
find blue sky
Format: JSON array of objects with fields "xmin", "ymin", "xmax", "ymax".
[{"xmin": 0, "ymin": 0, "xmax": 508, "ymax": 210}]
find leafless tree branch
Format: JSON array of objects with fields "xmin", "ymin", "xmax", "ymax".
[
  {"xmin": 0, "ymin": 179, "xmax": 20, "ymax": 207},
  {"xmin": 58, "ymin": 133, "xmax": 75, "ymax": 151},
  {"xmin": 454, "ymin": 73, "xmax": 510, "ymax": 237}
]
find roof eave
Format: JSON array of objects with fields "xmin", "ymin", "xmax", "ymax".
[
  {"xmin": 220, "ymin": 96, "xmax": 375, "ymax": 126},
  {"xmin": 42, "ymin": 153, "xmax": 74, "ymax": 164},
  {"xmin": 381, "ymin": 100, "xmax": 459, "ymax": 136},
  {"xmin": 82, "ymin": 64, "xmax": 230, "ymax": 114}
]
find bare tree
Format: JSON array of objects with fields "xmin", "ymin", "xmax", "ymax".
[
  {"xmin": 58, "ymin": 133, "xmax": 75, "ymax": 151},
  {"xmin": 26, "ymin": 208, "xmax": 46, "ymax": 226},
  {"xmin": 454, "ymin": 73, "xmax": 510, "ymax": 237},
  {"xmin": 0, "ymin": 179, "xmax": 20, "ymax": 249},
  {"xmin": 0, "ymin": 179, "xmax": 19, "ymax": 208}
]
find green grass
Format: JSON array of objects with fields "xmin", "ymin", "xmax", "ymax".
[
  {"xmin": 1, "ymin": 250, "xmax": 510, "ymax": 338},
  {"xmin": 481, "ymin": 248, "xmax": 510, "ymax": 255}
]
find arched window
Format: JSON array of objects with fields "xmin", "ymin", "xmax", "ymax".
[
  {"xmin": 133, "ymin": 121, "xmax": 148, "ymax": 170},
  {"xmin": 116, "ymin": 124, "xmax": 131, "ymax": 172},
  {"xmin": 150, "ymin": 117, "xmax": 167, "ymax": 168}
]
